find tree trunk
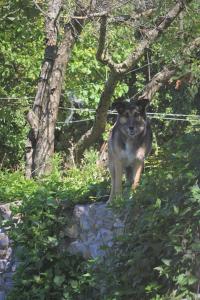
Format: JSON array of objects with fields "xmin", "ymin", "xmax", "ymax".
[
  {"xmin": 75, "ymin": 71, "xmax": 119, "ymax": 160},
  {"xmin": 25, "ymin": 3, "xmax": 85, "ymax": 178}
]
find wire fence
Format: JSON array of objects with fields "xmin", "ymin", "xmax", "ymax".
[
  {"xmin": 56, "ymin": 107, "xmax": 200, "ymax": 124},
  {"xmin": 1, "ymin": 97, "xmax": 200, "ymax": 124}
]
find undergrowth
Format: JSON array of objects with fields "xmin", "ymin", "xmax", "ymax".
[
  {"xmin": 90, "ymin": 131, "xmax": 200, "ymax": 300},
  {"xmin": 0, "ymin": 150, "xmax": 109, "ymax": 205},
  {"xmin": 0, "ymin": 131, "xmax": 199, "ymax": 300}
]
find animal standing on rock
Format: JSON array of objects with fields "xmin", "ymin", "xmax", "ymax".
[{"xmin": 108, "ymin": 99, "xmax": 152, "ymax": 203}]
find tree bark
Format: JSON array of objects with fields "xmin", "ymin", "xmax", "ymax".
[
  {"xmin": 137, "ymin": 36, "xmax": 200, "ymax": 101},
  {"xmin": 25, "ymin": 1, "xmax": 85, "ymax": 178},
  {"xmin": 138, "ymin": 67, "xmax": 176, "ymax": 100},
  {"xmin": 75, "ymin": 71, "xmax": 119, "ymax": 159}
]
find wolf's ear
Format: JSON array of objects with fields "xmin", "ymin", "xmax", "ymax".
[
  {"xmin": 112, "ymin": 101, "xmax": 126, "ymax": 114},
  {"xmin": 135, "ymin": 99, "xmax": 149, "ymax": 113}
]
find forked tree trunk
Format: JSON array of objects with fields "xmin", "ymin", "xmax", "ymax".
[
  {"xmin": 25, "ymin": 2, "xmax": 85, "ymax": 178},
  {"xmin": 75, "ymin": 71, "xmax": 119, "ymax": 159}
]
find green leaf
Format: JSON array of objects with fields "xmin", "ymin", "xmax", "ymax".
[
  {"xmin": 53, "ymin": 275, "xmax": 65, "ymax": 287},
  {"xmin": 161, "ymin": 259, "xmax": 171, "ymax": 266}
]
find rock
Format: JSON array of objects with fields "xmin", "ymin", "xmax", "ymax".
[
  {"xmin": 66, "ymin": 202, "xmax": 124, "ymax": 259},
  {"xmin": 0, "ymin": 202, "xmax": 18, "ymax": 297},
  {"xmin": 0, "ymin": 235, "xmax": 9, "ymax": 250},
  {"xmin": 74, "ymin": 205, "xmax": 89, "ymax": 219},
  {"xmin": 0, "ymin": 251, "xmax": 7, "ymax": 259},
  {"xmin": 0, "ymin": 260, "xmax": 7, "ymax": 273},
  {"xmin": 0, "ymin": 204, "xmax": 11, "ymax": 220},
  {"xmin": 80, "ymin": 214, "xmax": 91, "ymax": 231},
  {"xmin": 65, "ymin": 224, "xmax": 79, "ymax": 239},
  {"xmin": 96, "ymin": 228, "xmax": 113, "ymax": 244},
  {"xmin": 5, "ymin": 277, "xmax": 13, "ymax": 291},
  {"xmin": 68, "ymin": 241, "xmax": 90, "ymax": 259},
  {"xmin": 0, "ymin": 291, "xmax": 5, "ymax": 300},
  {"xmin": 88, "ymin": 243, "xmax": 104, "ymax": 258}
]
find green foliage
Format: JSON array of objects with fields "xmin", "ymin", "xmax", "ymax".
[
  {"xmin": 89, "ymin": 131, "xmax": 200, "ymax": 300},
  {"xmin": 0, "ymin": 1, "xmax": 200, "ymax": 299},
  {"xmin": 0, "ymin": 151, "xmax": 106, "ymax": 299},
  {"xmin": 0, "ymin": 151, "xmax": 108, "ymax": 205},
  {"xmin": 2, "ymin": 132, "xmax": 200, "ymax": 300},
  {"xmin": 7, "ymin": 190, "xmax": 90, "ymax": 300},
  {"xmin": 0, "ymin": 0, "xmax": 44, "ymax": 168},
  {"xmin": 0, "ymin": 170, "xmax": 37, "ymax": 203}
]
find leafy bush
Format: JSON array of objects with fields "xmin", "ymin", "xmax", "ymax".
[
  {"xmin": 2, "ymin": 151, "xmax": 107, "ymax": 300},
  {"xmin": 90, "ymin": 131, "xmax": 200, "ymax": 300},
  {"xmin": 0, "ymin": 150, "xmax": 108, "ymax": 205},
  {"xmin": 8, "ymin": 192, "xmax": 91, "ymax": 300},
  {"xmin": 2, "ymin": 133, "xmax": 200, "ymax": 300}
]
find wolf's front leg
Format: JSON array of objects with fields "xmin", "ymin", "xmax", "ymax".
[
  {"xmin": 132, "ymin": 160, "xmax": 144, "ymax": 190},
  {"xmin": 108, "ymin": 160, "xmax": 123, "ymax": 203},
  {"xmin": 108, "ymin": 161, "xmax": 115, "ymax": 203}
]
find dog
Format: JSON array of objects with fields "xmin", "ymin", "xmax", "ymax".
[{"xmin": 108, "ymin": 99, "xmax": 152, "ymax": 203}]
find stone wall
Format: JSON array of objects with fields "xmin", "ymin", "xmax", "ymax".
[
  {"xmin": 67, "ymin": 202, "xmax": 124, "ymax": 259},
  {"xmin": 0, "ymin": 201, "xmax": 124, "ymax": 299},
  {"xmin": 0, "ymin": 204, "xmax": 17, "ymax": 300}
]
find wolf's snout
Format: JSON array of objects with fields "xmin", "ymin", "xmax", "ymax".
[{"xmin": 129, "ymin": 126, "xmax": 135, "ymax": 134}]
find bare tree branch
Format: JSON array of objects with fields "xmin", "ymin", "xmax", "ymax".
[
  {"xmin": 96, "ymin": 16, "xmax": 119, "ymax": 72},
  {"xmin": 33, "ymin": 0, "xmax": 49, "ymax": 18},
  {"xmin": 138, "ymin": 67, "xmax": 176, "ymax": 100},
  {"xmin": 184, "ymin": 36, "xmax": 200, "ymax": 54},
  {"xmin": 110, "ymin": 8, "xmax": 155, "ymax": 23},
  {"xmin": 114, "ymin": 0, "xmax": 193, "ymax": 74},
  {"xmin": 138, "ymin": 36, "xmax": 200, "ymax": 101},
  {"xmin": 71, "ymin": 8, "xmax": 155, "ymax": 20},
  {"xmin": 75, "ymin": 71, "xmax": 119, "ymax": 159},
  {"xmin": 96, "ymin": 0, "xmax": 192, "ymax": 75}
]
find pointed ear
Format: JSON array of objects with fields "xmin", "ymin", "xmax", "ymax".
[
  {"xmin": 135, "ymin": 99, "xmax": 149, "ymax": 112},
  {"xmin": 112, "ymin": 101, "xmax": 127, "ymax": 114}
]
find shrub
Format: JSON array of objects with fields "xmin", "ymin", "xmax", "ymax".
[
  {"xmin": 90, "ymin": 132, "xmax": 200, "ymax": 300},
  {"xmin": 2, "ymin": 151, "xmax": 107, "ymax": 300}
]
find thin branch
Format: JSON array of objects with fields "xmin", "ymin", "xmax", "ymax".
[
  {"xmin": 113, "ymin": 0, "xmax": 193, "ymax": 74},
  {"xmin": 185, "ymin": 36, "xmax": 200, "ymax": 54},
  {"xmin": 109, "ymin": 8, "xmax": 155, "ymax": 24},
  {"xmin": 73, "ymin": 0, "xmax": 132, "ymax": 20},
  {"xmin": 138, "ymin": 67, "xmax": 176, "ymax": 101},
  {"xmin": 96, "ymin": 16, "xmax": 119, "ymax": 72},
  {"xmin": 137, "ymin": 36, "xmax": 200, "ymax": 101},
  {"xmin": 71, "ymin": 8, "xmax": 155, "ymax": 20},
  {"xmin": 33, "ymin": 0, "xmax": 49, "ymax": 18}
]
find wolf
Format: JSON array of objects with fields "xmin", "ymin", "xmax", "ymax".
[{"xmin": 108, "ymin": 99, "xmax": 152, "ymax": 203}]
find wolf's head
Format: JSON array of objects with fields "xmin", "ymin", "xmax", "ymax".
[{"xmin": 113, "ymin": 99, "xmax": 149, "ymax": 138}]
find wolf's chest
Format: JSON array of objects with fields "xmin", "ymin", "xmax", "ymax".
[{"xmin": 120, "ymin": 143, "xmax": 145, "ymax": 165}]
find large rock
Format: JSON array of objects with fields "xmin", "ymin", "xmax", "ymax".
[
  {"xmin": 67, "ymin": 202, "xmax": 124, "ymax": 259},
  {"xmin": 0, "ymin": 203, "xmax": 18, "ymax": 299}
]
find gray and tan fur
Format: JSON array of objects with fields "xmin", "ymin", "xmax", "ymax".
[{"xmin": 108, "ymin": 99, "xmax": 152, "ymax": 203}]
